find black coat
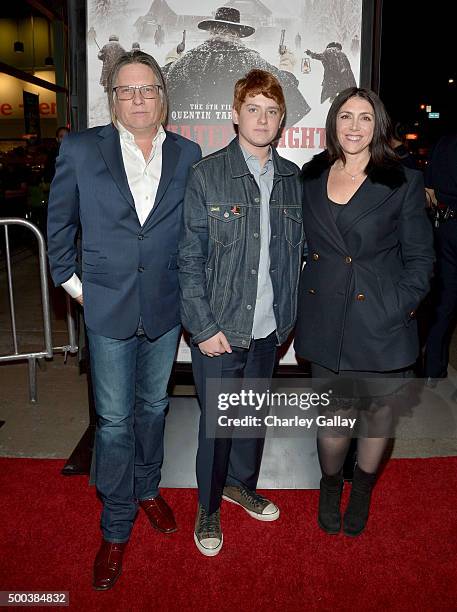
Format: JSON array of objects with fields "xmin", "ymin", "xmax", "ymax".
[
  {"xmin": 163, "ymin": 38, "xmax": 311, "ymax": 128},
  {"xmin": 294, "ymin": 152, "xmax": 434, "ymax": 372}
]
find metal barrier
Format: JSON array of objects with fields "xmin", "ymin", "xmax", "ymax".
[{"xmin": 0, "ymin": 218, "xmax": 78, "ymax": 402}]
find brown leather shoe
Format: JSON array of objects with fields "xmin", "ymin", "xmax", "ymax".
[
  {"xmin": 93, "ymin": 540, "xmax": 127, "ymax": 591},
  {"xmin": 139, "ymin": 494, "xmax": 177, "ymax": 533}
]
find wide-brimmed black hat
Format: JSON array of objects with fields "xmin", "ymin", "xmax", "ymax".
[{"xmin": 198, "ymin": 7, "xmax": 255, "ymax": 38}]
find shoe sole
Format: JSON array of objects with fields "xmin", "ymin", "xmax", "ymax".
[
  {"xmin": 148, "ymin": 519, "xmax": 178, "ymax": 534},
  {"xmin": 194, "ymin": 532, "xmax": 223, "ymax": 556},
  {"xmin": 317, "ymin": 518, "xmax": 340, "ymax": 535},
  {"xmin": 93, "ymin": 571, "xmax": 121, "ymax": 591},
  {"xmin": 343, "ymin": 526, "xmax": 366, "ymax": 537},
  {"xmin": 222, "ymin": 495, "xmax": 280, "ymax": 521}
]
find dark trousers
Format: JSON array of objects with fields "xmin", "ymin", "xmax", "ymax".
[
  {"xmin": 191, "ymin": 332, "xmax": 277, "ymax": 514},
  {"xmin": 425, "ymin": 219, "xmax": 457, "ymax": 378}
]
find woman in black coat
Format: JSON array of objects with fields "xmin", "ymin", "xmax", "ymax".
[{"xmin": 295, "ymin": 87, "xmax": 434, "ymax": 536}]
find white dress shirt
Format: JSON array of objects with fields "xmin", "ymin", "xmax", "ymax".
[{"xmin": 61, "ymin": 123, "xmax": 166, "ymax": 298}]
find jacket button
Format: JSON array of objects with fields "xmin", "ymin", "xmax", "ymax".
[
  {"xmin": 356, "ymin": 293, "xmax": 365, "ymax": 301},
  {"xmin": 138, "ymin": 234, "xmax": 144, "ymax": 240},
  {"xmin": 308, "ymin": 288, "xmax": 316, "ymax": 294},
  {"xmin": 251, "ymin": 269, "xmax": 257, "ymax": 275},
  {"xmin": 138, "ymin": 266, "xmax": 144, "ymax": 273},
  {"xmin": 345, "ymin": 256, "xmax": 352, "ymax": 264},
  {"xmin": 246, "ymin": 304, "xmax": 252, "ymax": 310},
  {"xmin": 253, "ymin": 232, "xmax": 259, "ymax": 238},
  {"xmin": 409, "ymin": 310, "xmax": 416, "ymax": 318},
  {"xmin": 224, "ymin": 212, "xmax": 229, "ymax": 218},
  {"xmin": 312, "ymin": 253, "xmax": 319, "ymax": 260}
]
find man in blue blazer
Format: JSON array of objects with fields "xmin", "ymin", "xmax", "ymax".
[{"xmin": 47, "ymin": 51, "xmax": 201, "ymax": 590}]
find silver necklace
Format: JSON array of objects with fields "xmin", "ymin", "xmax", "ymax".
[{"xmin": 338, "ymin": 163, "xmax": 365, "ymax": 181}]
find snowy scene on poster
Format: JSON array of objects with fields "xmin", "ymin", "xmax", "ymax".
[
  {"xmin": 86, "ymin": 0, "xmax": 363, "ymax": 363},
  {"xmin": 87, "ymin": 0, "xmax": 363, "ymax": 166}
]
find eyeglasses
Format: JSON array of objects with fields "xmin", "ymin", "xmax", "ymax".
[{"xmin": 113, "ymin": 84, "xmax": 162, "ymax": 100}]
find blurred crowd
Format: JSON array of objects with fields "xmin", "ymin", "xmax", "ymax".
[{"xmin": 0, "ymin": 127, "xmax": 69, "ymax": 235}]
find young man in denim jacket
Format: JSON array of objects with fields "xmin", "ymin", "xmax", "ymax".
[{"xmin": 178, "ymin": 69, "xmax": 304, "ymax": 556}]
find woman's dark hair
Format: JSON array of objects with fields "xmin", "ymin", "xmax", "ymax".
[{"xmin": 325, "ymin": 87, "xmax": 397, "ymax": 169}]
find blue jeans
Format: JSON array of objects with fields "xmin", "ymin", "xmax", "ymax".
[{"xmin": 87, "ymin": 324, "xmax": 181, "ymax": 542}]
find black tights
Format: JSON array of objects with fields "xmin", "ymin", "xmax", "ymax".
[
  {"xmin": 318, "ymin": 436, "xmax": 389, "ymax": 475},
  {"xmin": 318, "ymin": 402, "xmax": 392, "ymax": 475},
  {"xmin": 312, "ymin": 363, "xmax": 396, "ymax": 476}
]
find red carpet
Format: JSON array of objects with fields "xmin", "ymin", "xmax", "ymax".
[{"xmin": 0, "ymin": 457, "xmax": 456, "ymax": 612}]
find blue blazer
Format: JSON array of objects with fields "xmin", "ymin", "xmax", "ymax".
[{"xmin": 47, "ymin": 123, "xmax": 201, "ymax": 339}]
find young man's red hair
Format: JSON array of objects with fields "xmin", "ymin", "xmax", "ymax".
[{"xmin": 233, "ymin": 69, "xmax": 286, "ymax": 115}]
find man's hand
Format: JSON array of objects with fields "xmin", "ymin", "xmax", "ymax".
[
  {"xmin": 425, "ymin": 187, "xmax": 437, "ymax": 208},
  {"xmin": 198, "ymin": 332, "xmax": 232, "ymax": 357},
  {"xmin": 75, "ymin": 293, "xmax": 83, "ymax": 306}
]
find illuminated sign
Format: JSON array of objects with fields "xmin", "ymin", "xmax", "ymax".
[{"xmin": 0, "ymin": 72, "xmax": 57, "ymax": 119}]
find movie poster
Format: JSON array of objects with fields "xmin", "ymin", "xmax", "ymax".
[{"xmin": 86, "ymin": 0, "xmax": 364, "ymax": 362}]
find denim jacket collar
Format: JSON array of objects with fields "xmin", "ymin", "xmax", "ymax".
[{"xmin": 227, "ymin": 137, "xmax": 295, "ymax": 179}]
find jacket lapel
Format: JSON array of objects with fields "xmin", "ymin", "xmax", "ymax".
[
  {"xmin": 97, "ymin": 124, "xmax": 135, "ymax": 209},
  {"xmin": 141, "ymin": 133, "xmax": 181, "ymax": 227},
  {"xmin": 336, "ymin": 178, "xmax": 394, "ymax": 237},
  {"xmin": 154, "ymin": 134, "xmax": 181, "ymax": 208},
  {"xmin": 303, "ymin": 151, "xmax": 403, "ymax": 251}
]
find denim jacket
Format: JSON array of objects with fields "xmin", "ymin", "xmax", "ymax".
[{"xmin": 178, "ymin": 137, "xmax": 304, "ymax": 349}]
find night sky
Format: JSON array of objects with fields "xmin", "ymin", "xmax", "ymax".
[{"xmin": 379, "ymin": 0, "xmax": 456, "ymax": 139}]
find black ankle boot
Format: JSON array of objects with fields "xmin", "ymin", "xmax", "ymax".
[
  {"xmin": 318, "ymin": 472, "xmax": 344, "ymax": 534},
  {"xmin": 343, "ymin": 465, "xmax": 377, "ymax": 536}
]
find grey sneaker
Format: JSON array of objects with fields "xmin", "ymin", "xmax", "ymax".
[
  {"xmin": 194, "ymin": 503, "xmax": 223, "ymax": 556},
  {"xmin": 222, "ymin": 486, "xmax": 280, "ymax": 521}
]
